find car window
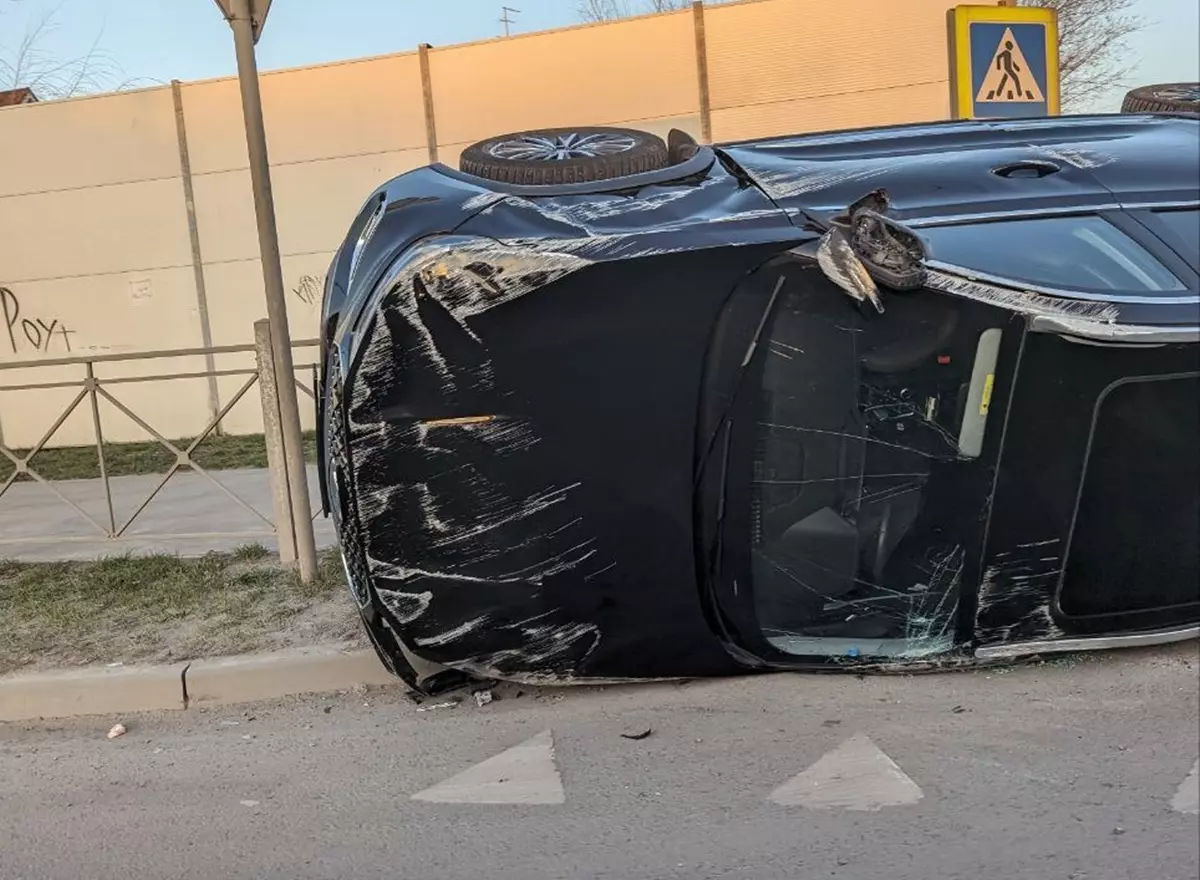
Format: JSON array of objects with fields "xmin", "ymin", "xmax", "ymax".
[
  {"xmin": 923, "ymin": 215, "xmax": 1186, "ymax": 292},
  {"xmin": 1153, "ymin": 209, "xmax": 1200, "ymax": 256}
]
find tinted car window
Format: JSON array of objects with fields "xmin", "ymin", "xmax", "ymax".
[
  {"xmin": 924, "ymin": 215, "xmax": 1185, "ymax": 292},
  {"xmin": 1154, "ymin": 209, "xmax": 1200, "ymax": 257}
]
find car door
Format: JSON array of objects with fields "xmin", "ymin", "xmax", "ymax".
[{"xmin": 913, "ymin": 210, "xmax": 1200, "ymax": 651}]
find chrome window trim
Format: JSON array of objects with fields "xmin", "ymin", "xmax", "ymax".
[
  {"xmin": 975, "ymin": 625, "xmax": 1199, "ymax": 660},
  {"xmin": 906, "ymin": 200, "xmax": 1200, "ymax": 229},
  {"xmin": 1031, "ymin": 316, "xmax": 1200, "ymax": 344},
  {"xmin": 923, "ymin": 259, "xmax": 1200, "ymax": 305}
]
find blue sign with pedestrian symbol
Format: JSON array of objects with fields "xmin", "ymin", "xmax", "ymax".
[
  {"xmin": 970, "ymin": 22, "xmax": 1049, "ymax": 117},
  {"xmin": 948, "ymin": 6, "xmax": 1060, "ymax": 120}
]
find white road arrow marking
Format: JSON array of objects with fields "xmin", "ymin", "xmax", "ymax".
[
  {"xmin": 770, "ymin": 733, "xmax": 924, "ymax": 811},
  {"xmin": 1170, "ymin": 760, "xmax": 1199, "ymax": 815},
  {"xmin": 412, "ymin": 729, "xmax": 565, "ymax": 805}
]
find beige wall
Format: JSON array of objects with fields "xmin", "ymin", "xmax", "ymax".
[{"xmin": 0, "ymin": 0, "xmax": 985, "ymax": 450}]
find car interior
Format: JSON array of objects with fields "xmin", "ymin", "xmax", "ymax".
[{"xmin": 746, "ymin": 270, "xmax": 1005, "ymax": 659}]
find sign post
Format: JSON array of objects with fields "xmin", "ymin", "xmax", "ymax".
[
  {"xmin": 948, "ymin": 4, "xmax": 1060, "ymax": 120},
  {"xmin": 211, "ymin": 0, "xmax": 319, "ymax": 583}
]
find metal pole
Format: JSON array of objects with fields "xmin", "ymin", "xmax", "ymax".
[
  {"xmin": 229, "ymin": 0, "xmax": 318, "ymax": 582},
  {"xmin": 692, "ymin": 1, "xmax": 713, "ymax": 145}
]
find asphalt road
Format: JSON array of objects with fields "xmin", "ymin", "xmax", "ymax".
[{"xmin": 2, "ymin": 644, "xmax": 1197, "ymax": 880}]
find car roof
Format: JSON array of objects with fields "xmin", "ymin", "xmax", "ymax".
[{"xmin": 721, "ymin": 114, "xmax": 1200, "ymax": 224}]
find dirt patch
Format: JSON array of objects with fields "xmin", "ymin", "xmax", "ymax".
[{"xmin": 0, "ymin": 545, "xmax": 366, "ymax": 675}]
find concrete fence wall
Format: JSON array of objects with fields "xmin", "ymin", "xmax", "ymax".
[{"xmin": 0, "ymin": 0, "xmax": 984, "ymax": 449}]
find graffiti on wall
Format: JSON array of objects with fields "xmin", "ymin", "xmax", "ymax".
[
  {"xmin": 292, "ymin": 274, "xmax": 323, "ymax": 306},
  {"xmin": 1, "ymin": 286, "xmax": 75, "ymax": 355}
]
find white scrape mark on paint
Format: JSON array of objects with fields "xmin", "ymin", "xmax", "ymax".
[
  {"xmin": 431, "ymin": 483, "xmax": 582, "ymax": 548},
  {"xmin": 374, "ymin": 587, "xmax": 433, "ymax": 624},
  {"xmin": 415, "ymin": 615, "xmax": 490, "ymax": 647},
  {"xmin": 464, "ymin": 417, "xmax": 541, "ymax": 454},
  {"xmin": 769, "ymin": 734, "xmax": 924, "ymax": 810},
  {"xmin": 974, "ymin": 540, "xmax": 1067, "ymax": 643},
  {"xmin": 456, "ymin": 621, "xmax": 602, "ymax": 677},
  {"xmin": 371, "ymin": 559, "xmax": 526, "ymax": 586},
  {"xmin": 1040, "ymin": 147, "xmax": 1115, "ymax": 169},
  {"xmin": 500, "ymin": 177, "xmax": 723, "ymax": 234},
  {"xmin": 462, "ymin": 191, "xmax": 507, "ymax": 211},
  {"xmin": 493, "ymin": 538, "xmax": 597, "ymax": 584},
  {"xmin": 416, "ymin": 483, "xmax": 451, "ymax": 533},
  {"xmin": 925, "ymin": 268, "xmax": 1121, "ymax": 323},
  {"xmin": 752, "ymin": 151, "xmax": 955, "ymax": 201}
]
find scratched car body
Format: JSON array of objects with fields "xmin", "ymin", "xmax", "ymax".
[{"xmin": 316, "ymin": 114, "xmax": 1200, "ymax": 692}]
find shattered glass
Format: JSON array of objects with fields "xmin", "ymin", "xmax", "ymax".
[{"xmin": 741, "ymin": 270, "xmax": 1009, "ymax": 660}]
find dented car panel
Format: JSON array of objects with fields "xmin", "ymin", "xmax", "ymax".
[{"xmin": 319, "ymin": 114, "xmax": 1200, "ymax": 690}]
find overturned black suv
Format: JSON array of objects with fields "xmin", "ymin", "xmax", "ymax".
[{"xmin": 317, "ymin": 111, "xmax": 1199, "ymax": 692}]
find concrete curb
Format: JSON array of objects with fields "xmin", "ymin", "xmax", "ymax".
[{"xmin": 0, "ymin": 646, "xmax": 397, "ymax": 722}]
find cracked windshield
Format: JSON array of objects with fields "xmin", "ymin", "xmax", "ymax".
[{"xmin": 1, "ymin": 0, "xmax": 1197, "ymax": 878}]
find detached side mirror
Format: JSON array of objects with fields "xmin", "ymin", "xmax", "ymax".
[
  {"xmin": 815, "ymin": 189, "xmax": 928, "ymax": 312},
  {"xmin": 837, "ymin": 189, "xmax": 927, "ymax": 291}
]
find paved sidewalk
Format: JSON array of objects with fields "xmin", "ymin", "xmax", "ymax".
[{"xmin": 0, "ymin": 466, "xmax": 336, "ymax": 561}]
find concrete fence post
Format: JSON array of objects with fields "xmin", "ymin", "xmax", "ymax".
[
  {"xmin": 419, "ymin": 43, "xmax": 440, "ymax": 163},
  {"xmin": 254, "ymin": 319, "xmax": 297, "ymax": 565},
  {"xmin": 692, "ymin": 1, "xmax": 714, "ymax": 145}
]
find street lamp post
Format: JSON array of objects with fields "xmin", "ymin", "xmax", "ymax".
[{"xmin": 212, "ymin": 0, "xmax": 318, "ymax": 582}]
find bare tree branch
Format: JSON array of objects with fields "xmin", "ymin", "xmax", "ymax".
[
  {"xmin": 578, "ymin": 0, "xmax": 717, "ymax": 21},
  {"xmin": 1016, "ymin": 0, "xmax": 1147, "ymax": 109},
  {"xmin": 1, "ymin": 0, "xmax": 147, "ymax": 100},
  {"xmin": 577, "ymin": 0, "xmax": 633, "ymax": 22}
]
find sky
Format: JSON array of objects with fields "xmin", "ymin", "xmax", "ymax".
[{"xmin": 1, "ymin": 0, "xmax": 1198, "ymax": 112}]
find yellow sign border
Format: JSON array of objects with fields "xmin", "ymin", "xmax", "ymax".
[{"xmin": 947, "ymin": 4, "xmax": 1060, "ymax": 119}]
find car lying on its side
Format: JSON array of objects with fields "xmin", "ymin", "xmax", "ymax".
[{"xmin": 315, "ymin": 107, "xmax": 1200, "ymax": 693}]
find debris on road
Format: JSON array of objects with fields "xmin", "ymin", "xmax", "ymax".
[
  {"xmin": 473, "ymin": 689, "xmax": 494, "ymax": 708},
  {"xmin": 106, "ymin": 723, "xmax": 126, "ymax": 740},
  {"xmin": 621, "ymin": 727, "xmax": 653, "ymax": 741},
  {"xmin": 239, "ymin": 800, "xmax": 260, "ymax": 808},
  {"xmin": 417, "ymin": 699, "xmax": 461, "ymax": 713}
]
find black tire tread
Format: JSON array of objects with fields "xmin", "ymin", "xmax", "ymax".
[
  {"xmin": 460, "ymin": 126, "xmax": 669, "ymax": 185},
  {"xmin": 1121, "ymin": 83, "xmax": 1200, "ymax": 114}
]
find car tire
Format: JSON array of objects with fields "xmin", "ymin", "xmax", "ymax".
[
  {"xmin": 1120, "ymin": 83, "xmax": 1200, "ymax": 114},
  {"xmin": 459, "ymin": 126, "xmax": 669, "ymax": 185}
]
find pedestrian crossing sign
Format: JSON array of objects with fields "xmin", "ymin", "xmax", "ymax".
[{"xmin": 948, "ymin": 5, "xmax": 1060, "ymax": 119}]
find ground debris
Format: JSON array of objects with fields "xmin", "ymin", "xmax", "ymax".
[
  {"xmin": 473, "ymin": 689, "xmax": 494, "ymax": 708},
  {"xmin": 620, "ymin": 727, "xmax": 653, "ymax": 741},
  {"xmin": 106, "ymin": 723, "xmax": 126, "ymax": 740},
  {"xmin": 417, "ymin": 698, "xmax": 461, "ymax": 712}
]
